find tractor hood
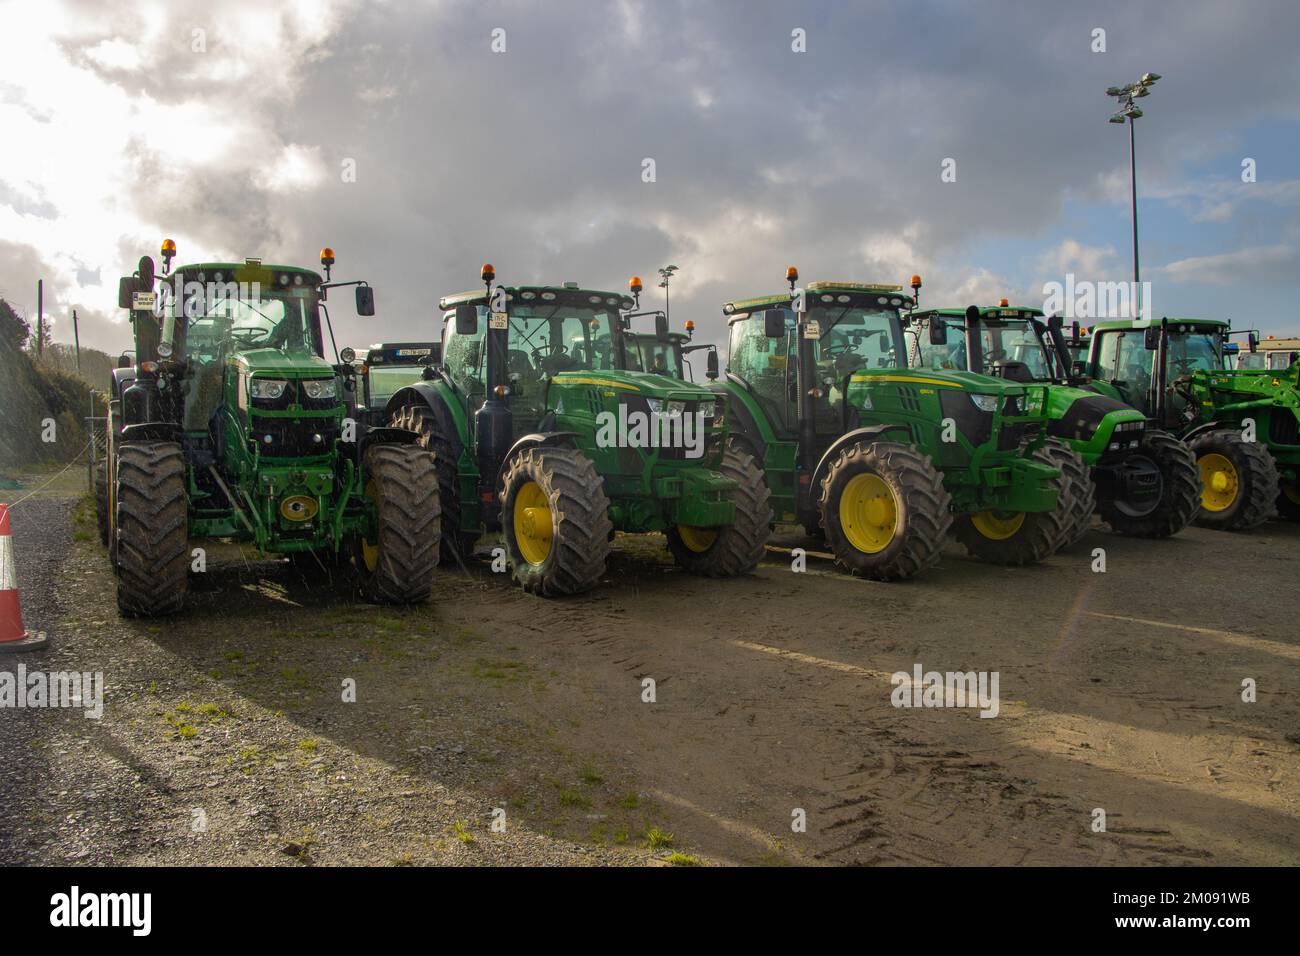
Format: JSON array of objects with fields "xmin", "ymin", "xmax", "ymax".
[
  {"xmin": 1045, "ymin": 386, "xmax": 1144, "ymax": 443},
  {"xmin": 850, "ymin": 368, "xmax": 1030, "ymax": 395},
  {"xmin": 232, "ymin": 348, "xmax": 335, "ymax": 379}
]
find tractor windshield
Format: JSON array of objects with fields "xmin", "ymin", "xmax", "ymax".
[
  {"xmin": 625, "ymin": 333, "xmax": 683, "ymax": 377},
  {"xmin": 1166, "ymin": 331, "xmax": 1223, "ymax": 376},
  {"xmin": 808, "ymin": 305, "xmax": 904, "ymax": 370},
  {"xmin": 979, "ymin": 319, "xmax": 1055, "ymax": 380}
]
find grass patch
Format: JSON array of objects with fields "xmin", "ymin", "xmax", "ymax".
[
  {"xmin": 644, "ymin": 826, "xmax": 674, "ymax": 850},
  {"xmin": 667, "ymin": 851, "xmax": 700, "ymax": 866}
]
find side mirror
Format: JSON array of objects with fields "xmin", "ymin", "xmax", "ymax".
[
  {"xmin": 655, "ymin": 313, "xmax": 669, "ymax": 337},
  {"xmin": 1143, "ymin": 325, "xmax": 1161, "ymax": 350},
  {"xmin": 118, "ymin": 276, "xmax": 138, "ymax": 309},
  {"xmin": 706, "ymin": 349, "xmax": 719, "ymax": 380},
  {"xmin": 1071, "ymin": 321, "xmax": 1080, "ymax": 340},
  {"xmin": 355, "ymin": 286, "xmax": 376, "ymax": 317},
  {"xmin": 928, "ymin": 318, "xmax": 947, "ymax": 346},
  {"xmin": 455, "ymin": 304, "xmax": 479, "ymax": 335},
  {"xmin": 763, "ymin": 309, "xmax": 785, "ymax": 339},
  {"xmin": 1248, "ymin": 332, "xmax": 1259, "ymax": 353}
]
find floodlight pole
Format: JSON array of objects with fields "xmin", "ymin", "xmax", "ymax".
[{"xmin": 1128, "ymin": 115, "xmax": 1140, "ymax": 293}]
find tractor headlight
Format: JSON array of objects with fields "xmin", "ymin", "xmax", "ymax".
[
  {"xmin": 645, "ymin": 398, "xmax": 663, "ymax": 414},
  {"xmin": 667, "ymin": 400, "xmax": 686, "ymax": 417},
  {"xmin": 250, "ymin": 378, "xmax": 288, "ymax": 400},
  {"xmin": 302, "ymin": 379, "xmax": 337, "ymax": 400},
  {"xmin": 698, "ymin": 400, "xmax": 716, "ymax": 420},
  {"xmin": 969, "ymin": 394, "xmax": 999, "ymax": 413}
]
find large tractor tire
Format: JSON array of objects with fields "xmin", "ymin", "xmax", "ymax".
[
  {"xmin": 114, "ymin": 442, "xmax": 189, "ymax": 616},
  {"xmin": 1099, "ymin": 430, "xmax": 1200, "ymax": 538},
  {"xmin": 817, "ymin": 441, "xmax": 952, "ymax": 581},
  {"xmin": 1189, "ymin": 429, "xmax": 1279, "ymax": 530},
  {"xmin": 94, "ymin": 458, "xmax": 109, "ymax": 546},
  {"xmin": 392, "ymin": 404, "xmax": 475, "ymax": 562},
  {"xmin": 954, "ymin": 439, "xmax": 1086, "ymax": 566},
  {"xmin": 666, "ymin": 445, "xmax": 771, "ymax": 577},
  {"xmin": 500, "ymin": 445, "xmax": 612, "ymax": 596},
  {"xmin": 355, "ymin": 443, "xmax": 442, "ymax": 603},
  {"xmin": 1040, "ymin": 438, "xmax": 1096, "ymax": 549}
]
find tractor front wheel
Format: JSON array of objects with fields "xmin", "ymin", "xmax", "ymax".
[
  {"xmin": 114, "ymin": 442, "xmax": 189, "ymax": 616},
  {"xmin": 392, "ymin": 404, "xmax": 475, "ymax": 562},
  {"xmin": 1100, "ymin": 430, "xmax": 1200, "ymax": 538},
  {"xmin": 667, "ymin": 445, "xmax": 771, "ymax": 577},
  {"xmin": 818, "ymin": 441, "xmax": 952, "ymax": 581},
  {"xmin": 954, "ymin": 439, "xmax": 1087, "ymax": 566},
  {"xmin": 1190, "ymin": 429, "xmax": 1279, "ymax": 530},
  {"xmin": 1039, "ymin": 437, "xmax": 1096, "ymax": 549},
  {"xmin": 500, "ymin": 445, "xmax": 612, "ymax": 596},
  {"xmin": 355, "ymin": 443, "xmax": 442, "ymax": 603}
]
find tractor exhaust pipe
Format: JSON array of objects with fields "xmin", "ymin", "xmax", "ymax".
[{"xmin": 964, "ymin": 305, "xmax": 984, "ymax": 375}]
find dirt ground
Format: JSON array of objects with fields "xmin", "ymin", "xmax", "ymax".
[{"xmin": 2, "ymin": 467, "xmax": 1298, "ymax": 866}]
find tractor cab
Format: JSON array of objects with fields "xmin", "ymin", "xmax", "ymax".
[
  {"xmin": 360, "ymin": 341, "xmax": 439, "ymax": 425},
  {"xmin": 908, "ymin": 305, "xmax": 1066, "ymax": 384}
]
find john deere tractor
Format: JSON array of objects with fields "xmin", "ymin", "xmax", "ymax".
[
  {"xmin": 382, "ymin": 266, "xmax": 769, "ymax": 596},
  {"xmin": 102, "ymin": 241, "xmax": 440, "ymax": 616},
  {"xmin": 1079, "ymin": 317, "xmax": 1292, "ymax": 528},
  {"xmin": 906, "ymin": 304, "xmax": 1200, "ymax": 543},
  {"xmin": 710, "ymin": 270, "xmax": 1089, "ymax": 579}
]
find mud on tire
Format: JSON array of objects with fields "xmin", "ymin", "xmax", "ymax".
[
  {"xmin": 392, "ymin": 404, "xmax": 474, "ymax": 563},
  {"xmin": 356, "ymin": 443, "xmax": 442, "ymax": 603},
  {"xmin": 1190, "ymin": 429, "xmax": 1279, "ymax": 531},
  {"xmin": 500, "ymin": 445, "xmax": 612, "ymax": 597},
  {"xmin": 114, "ymin": 442, "xmax": 188, "ymax": 616},
  {"xmin": 817, "ymin": 441, "xmax": 952, "ymax": 581},
  {"xmin": 1100, "ymin": 429, "xmax": 1200, "ymax": 538},
  {"xmin": 666, "ymin": 445, "xmax": 771, "ymax": 577}
]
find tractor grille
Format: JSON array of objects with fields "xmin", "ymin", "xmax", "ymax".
[
  {"xmin": 250, "ymin": 415, "xmax": 339, "ymax": 457},
  {"xmin": 939, "ymin": 391, "xmax": 993, "ymax": 447},
  {"xmin": 1270, "ymin": 412, "xmax": 1300, "ymax": 446}
]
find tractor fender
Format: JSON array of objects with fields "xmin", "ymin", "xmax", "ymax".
[
  {"xmin": 362, "ymin": 426, "xmax": 420, "ymax": 449},
  {"xmin": 120, "ymin": 422, "xmax": 182, "ymax": 443},
  {"xmin": 385, "ymin": 381, "xmax": 465, "ymax": 460},
  {"xmin": 495, "ymin": 431, "xmax": 582, "ymax": 486},
  {"xmin": 711, "ymin": 378, "xmax": 767, "ymax": 460},
  {"xmin": 810, "ymin": 424, "xmax": 914, "ymax": 495},
  {"xmin": 1179, "ymin": 420, "xmax": 1225, "ymax": 444}
]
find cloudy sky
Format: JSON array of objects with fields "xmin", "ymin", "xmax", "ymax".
[{"xmin": 2, "ymin": 0, "xmax": 1298, "ymax": 357}]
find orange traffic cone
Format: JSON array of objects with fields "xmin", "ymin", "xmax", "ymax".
[{"xmin": 0, "ymin": 503, "xmax": 48, "ymax": 653}]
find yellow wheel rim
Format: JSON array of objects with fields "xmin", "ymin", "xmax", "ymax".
[
  {"xmin": 362, "ymin": 479, "xmax": 380, "ymax": 572},
  {"xmin": 1282, "ymin": 483, "xmax": 1300, "ymax": 505},
  {"xmin": 677, "ymin": 525, "xmax": 718, "ymax": 553},
  {"xmin": 1198, "ymin": 453, "xmax": 1239, "ymax": 512},
  {"xmin": 838, "ymin": 473, "xmax": 898, "ymax": 554},
  {"xmin": 970, "ymin": 510, "xmax": 1026, "ymax": 540},
  {"xmin": 513, "ymin": 481, "xmax": 554, "ymax": 565}
]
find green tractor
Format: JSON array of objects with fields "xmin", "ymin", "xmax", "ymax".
[
  {"xmin": 101, "ymin": 241, "xmax": 441, "ymax": 616},
  {"xmin": 709, "ymin": 269, "xmax": 1089, "ymax": 579},
  {"xmin": 1079, "ymin": 317, "xmax": 1290, "ymax": 528},
  {"xmin": 382, "ymin": 267, "xmax": 769, "ymax": 596},
  {"xmin": 357, "ymin": 341, "xmax": 440, "ymax": 426},
  {"xmin": 906, "ymin": 304, "xmax": 1200, "ymax": 543}
]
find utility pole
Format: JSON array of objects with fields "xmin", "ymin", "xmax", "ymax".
[
  {"xmin": 73, "ymin": 308, "xmax": 81, "ymax": 371},
  {"xmin": 1107, "ymin": 72, "xmax": 1161, "ymax": 319}
]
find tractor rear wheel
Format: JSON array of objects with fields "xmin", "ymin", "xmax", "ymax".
[
  {"xmin": 355, "ymin": 443, "xmax": 441, "ymax": 603},
  {"xmin": 94, "ymin": 458, "xmax": 109, "ymax": 546},
  {"xmin": 1100, "ymin": 430, "xmax": 1200, "ymax": 538},
  {"xmin": 392, "ymin": 404, "xmax": 475, "ymax": 562},
  {"xmin": 954, "ymin": 439, "xmax": 1086, "ymax": 566},
  {"xmin": 818, "ymin": 441, "xmax": 952, "ymax": 581},
  {"xmin": 114, "ymin": 442, "xmax": 188, "ymax": 616},
  {"xmin": 1040, "ymin": 438, "xmax": 1096, "ymax": 549},
  {"xmin": 1190, "ymin": 429, "xmax": 1279, "ymax": 530},
  {"xmin": 500, "ymin": 445, "xmax": 612, "ymax": 596},
  {"xmin": 667, "ymin": 445, "xmax": 771, "ymax": 577}
]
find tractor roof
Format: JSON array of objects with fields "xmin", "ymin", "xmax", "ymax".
[
  {"xmin": 723, "ymin": 281, "xmax": 913, "ymax": 317},
  {"xmin": 914, "ymin": 306, "xmax": 1045, "ymax": 321},
  {"xmin": 173, "ymin": 261, "xmax": 323, "ymax": 283},
  {"xmin": 438, "ymin": 284, "xmax": 634, "ymax": 312},
  {"xmin": 1088, "ymin": 317, "xmax": 1230, "ymax": 332}
]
